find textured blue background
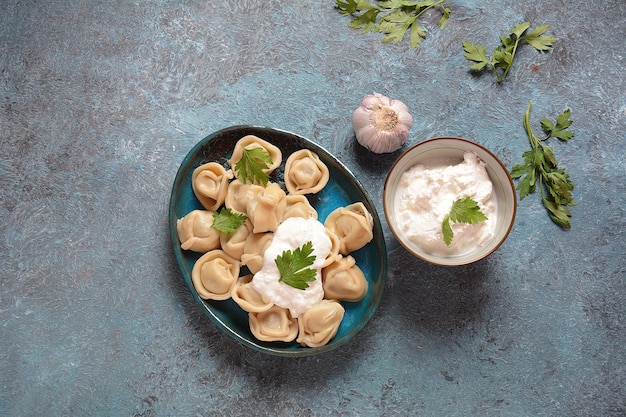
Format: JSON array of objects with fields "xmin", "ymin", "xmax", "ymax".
[{"xmin": 1, "ymin": 1, "xmax": 624, "ymax": 416}]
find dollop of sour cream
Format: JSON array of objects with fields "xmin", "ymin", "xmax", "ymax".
[
  {"xmin": 251, "ymin": 216, "xmax": 331, "ymax": 318},
  {"xmin": 394, "ymin": 152, "xmax": 497, "ymax": 256}
]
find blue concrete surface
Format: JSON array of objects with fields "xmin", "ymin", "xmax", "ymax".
[{"xmin": 1, "ymin": 1, "xmax": 624, "ymax": 416}]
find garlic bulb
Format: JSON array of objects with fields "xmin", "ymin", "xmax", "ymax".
[{"xmin": 352, "ymin": 93, "xmax": 413, "ymax": 154}]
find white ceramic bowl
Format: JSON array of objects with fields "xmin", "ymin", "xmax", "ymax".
[{"xmin": 383, "ymin": 137, "xmax": 516, "ymax": 266}]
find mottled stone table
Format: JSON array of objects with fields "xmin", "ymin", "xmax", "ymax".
[{"xmin": 1, "ymin": 1, "xmax": 624, "ymax": 416}]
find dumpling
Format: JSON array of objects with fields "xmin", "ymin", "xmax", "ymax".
[
  {"xmin": 249, "ymin": 305, "xmax": 298, "ymax": 342},
  {"xmin": 282, "ymin": 194, "xmax": 318, "ymax": 221},
  {"xmin": 192, "ymin": 162, "xmax": 234, "ymax": 211},
  {"xmin": 296, "ymin": 300, "xmax": 345, "ymax": 347},
  {"xmin": 220, "ymin": 219, "xmax": 252, "ymax": 261},
  {"xmin": 284, "ymin": 149, "xmax": 330, "ymax": 195},
  {"xmin": 240, "ymin": 232, "xmax": 274, "ymax": 274},
  {"xmin": 324, "ymin": 202, "xmax": 374, "ymax": 254},
  {"xmin": 176, "ymin": 210, "xmax": 221, "ymax": 253},
  {"xmin": 231, "ymin": 274, "xmax": 274, "ymax": 313},
  {"xmin": 322, "ymin": 255, "xmax": 368, "ymax": 302},
  {"xmin": 228, "ymin": 135, "xmax": 282, "ymax": 180},
  {"xmin": 246, "ymin": 182, "xmax": 287, "ymax": 234},
  {"xmin": 191, "ymin": 250, "xmax": 240, "ymax": 300},
  {"xmin": 322, "ymin": 228, "xmax": 342, "ymax": 268},
  {"xmin": 224, "ymin": 179, "xmax": 265, "ymax": 215}
]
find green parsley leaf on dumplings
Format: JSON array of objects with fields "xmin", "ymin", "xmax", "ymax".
[
  {"xmin": 235, "ymin": 147, "xmax": 273, "ymax": 186},
  {"xmin": 211, "ymin": 207, "xmax": 248, "ymax": 234}
]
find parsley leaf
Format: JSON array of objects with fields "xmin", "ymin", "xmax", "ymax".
[
  {"xmin": 509, "ymin": 21, "xmax": 531, "ymax": 40},
  {"xmin": 234, "ymin": 147, "xmax": 272, "ymax": 186},
  {"xmin": 211, "ymin": 207, "xmax": 248, "ymax": 234},
  {"xmin": 521, "ymin": 24, "xmax": 556, "ymax": 51},
  {"xmin": 463, "ymin": 22, "xmax": 556, "ymax": 82},
  {"xmin": 442, "ymin": 197, "xmax": 488, "ymax": 246},
  {"xmin": 276, "ymin": 241, "xmax": 317, "ymax": 290},
  {"xmin": 510, "ymin": 101, "xmax": 576, "ymax": 228},
  {"xmin": 336, "ymin": 0, "xmax": 451, "ymax": 49},
  {"xmin": 461, "ymin": 40, "xmax": 490, "ymax": 70},
  {"xmin": 540, "ymin": 109, "xmax": 574, "ymax": 141}
]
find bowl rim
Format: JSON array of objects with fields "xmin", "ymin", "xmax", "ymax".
[{"xmin": 383, "ymin": 136, "xmax": 517, "ymax": 266}]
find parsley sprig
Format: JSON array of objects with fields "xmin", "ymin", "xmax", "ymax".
[
  {"xmin": 276, "ymin": 241, "xmax": 317, "ymax": 290},
  {"xmin": 510, "ymin": 101, "xmax": 576, "ymax": 228},
  {"xmin": 463, "ymin": 22, "xmax": 556, "ymax": 82},
  {"xmin": 211, "ymin": 207, "xmax": 248, "ymax": 234},
  {"xmin": 336, "ymin": 0, "xmax": 451, "ymax": 48},
  {"xmin": 234, "ymin": 147, "xmax": 273, "ymax": 186},
  {"xmin": 442, "ymin": 197, "xmax": 488, "ymax": 246}
]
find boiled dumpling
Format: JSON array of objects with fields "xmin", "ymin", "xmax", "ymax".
[
  {"xmin": 296, "ymin": 300, "xmax": 344, "ymax": 347},
  {"xmin": 220, "ymin": 219, "xmax": 252, "ymax": 261},
  {"xmin": 282, "ymin": 194, "xmax": 318, "ymax": 221},
  {"xmin": 322, "ymin": 228, "xmax": 342, "ymax": 268},
  {"xmin": 240, "ymin": 232, "xmax": 274, "ymax": 274},
  {"xmin": 324, "ymin": 202, "xmax": 374, "ymax": 254},
  {"xmin": 322, "ymin": 255, "xmax": 368, "ymax": 302},
  {"xmin": 249, "ymin": 305, "xmax": 298, "ymax": 342},
  {"xmin": 192, "ymin": 162, "xmax": 233, "ymax": 211},
  {"xmin": 191, "ymin": 250, "xmax": 240, "ymax": 300},
  {"xmin": 176, "ymin": 210, "xmax": 221, "ymax": 253},
  {"xmin": 228, "ymin": 135, "xmax": 282, "ymax": 180},
  {"xmin": 284, "ymin": 149, "xmax": 329, "ymax": 195},
  {"xmin": 246, "ymin": 182, "xmax": 287, "ymax": 234},
  {"xmin": 224, "ymin": 179, "xmax": 265, "ymax": 215},
  {"xmin": 231, "ymin": 274, "xmax": 274, "ymax": 313}
]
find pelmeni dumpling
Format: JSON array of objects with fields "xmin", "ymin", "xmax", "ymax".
[
  {"xmin": 249, "ymin": 305, "xmax": 298, "ymax": 342},
  {"xmin": 324, "ymin": 202, "xmax": 374, "ymax": 254},
  {"xmin": 322, "ymin": 255, "xmax": 368, "ymax": 302},
  {"xmin": 240, "ymin": 232, "xmax": 274, "ymax": 274},
  {"xmin": 231, "ymin": 274, "xmax": 274, "ymax": 313},
  {"xmin": 177, "ymin": 210, "xmax": 221, "ymax": 253},
  {"xmin": 282, "ymin": 194, "xmax": 318, "ymax": 221},
  {"xmin": 284, "ymin": 149, "xmax": 330, "ymax": 195},
  {"xmin": 192, "ymin": 162, "xmax": 234, "ymax": 211},
  {"xmin": 296, "ymin": 300, "xmax": 345, "ymax": 347},
  {"xmin": 228, "ymin": 135, "xmax": 282, "ymax": 179},
  {"xmin": 246, "ymin": 182, "xmax": 287, "ymax": 234},
  {"xmin": 224, "ymin": 179, "xmax": 265, "ymax": 215},
  {"xmin": 191, "ymin": 250, "xmax": 240, "ymax": 300},
  {"xmin": 322, "ymin": 228, "xmax": 342, "ymax": 268},
  {"xmin": 220, "ymin": 219, "xmax": 252, "ymax": 261}
]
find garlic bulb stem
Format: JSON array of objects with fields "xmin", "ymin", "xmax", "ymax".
[{"xmin": 352, "ymin": 93, "xmax": 413, "ymax": 154}]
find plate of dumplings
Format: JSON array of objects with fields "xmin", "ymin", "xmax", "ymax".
[{"xmin": 169, "ymin": 125, "xmax": 387, "ymax": 356}]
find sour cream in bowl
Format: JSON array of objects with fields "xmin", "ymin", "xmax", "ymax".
[{"xmin": 383, "ymin": 137, "xmax": 516, "ymax": 266}]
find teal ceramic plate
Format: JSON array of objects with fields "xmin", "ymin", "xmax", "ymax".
[{"xmin": 169, "ymin": 125, "xmax": 387, "ymax": 356}]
